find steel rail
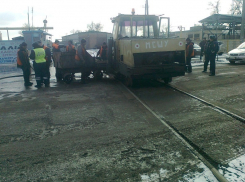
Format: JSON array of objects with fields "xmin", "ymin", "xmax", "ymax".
[
  {"xmin": 121, "ymin": 82, "xmax": 229, "ymax": 182},
  {"xmin": 167, "ymin": 84, "xmax": 245, "ymax": 124}
]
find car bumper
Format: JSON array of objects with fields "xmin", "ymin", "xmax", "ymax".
[{"xmin": 226, "ymin": 56, "xmax": 245, "ymax": 61}]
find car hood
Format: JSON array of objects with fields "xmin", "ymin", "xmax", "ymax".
[{"xmin": 229, "ymin": 48, "xmax": 245, "ymax": 54}]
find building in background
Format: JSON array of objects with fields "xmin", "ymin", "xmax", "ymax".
[
  {"xmin": 172, "ymin": 14, "xmax": 243, "ymax": 53},
  {"xmin": 62, "ymin": 31, "xmax": 112, "ymax": 49}
]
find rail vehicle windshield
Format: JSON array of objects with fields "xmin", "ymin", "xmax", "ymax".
[{"xmin": 117, "ymin": 17, "xmax": 158, "ymax": 39}]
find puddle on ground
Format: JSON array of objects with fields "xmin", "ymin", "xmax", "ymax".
[{"xmin": 0, "ymin": 64, "xmax": 22, "ymax": 75}]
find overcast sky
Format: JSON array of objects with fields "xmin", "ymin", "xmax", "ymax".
[{"xmin": 0, "ymin": 0, "xmax": 232, "ymax": 41}]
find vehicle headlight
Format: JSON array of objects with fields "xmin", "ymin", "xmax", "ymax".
[{"xmin": 239, "ymin": 53, "xmax": 245, "ymax": 56}]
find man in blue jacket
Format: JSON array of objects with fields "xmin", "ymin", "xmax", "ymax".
[{"xmin": 207, "ymin": 36, "xmax": 219, "ymax": 76}]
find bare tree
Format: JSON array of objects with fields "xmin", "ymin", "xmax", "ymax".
[
  {"xmin": 208, "ymin": 0, "xmax": 221, "ymax": 15},
  {"xmin": 18, "ymin": 23, "xmax": 29, "ymax": 36},
  {"xmin": 70, "ymin": 29, "xmax": 81, "ymax": 34},
  {"xmin": 230, "ymin": 0, "xmax": 243, "ymax": 15},
  {"xmin": 87, "ymin": 22, "xmax": 103, "ymax": 32}
]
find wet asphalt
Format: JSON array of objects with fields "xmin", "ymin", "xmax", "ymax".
[{"xmin": 0, "ymin": 56, "xmax": 245, "ymax": 181}]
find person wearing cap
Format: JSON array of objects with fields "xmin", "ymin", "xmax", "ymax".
[
  {"xmin": 75, "ymin": 39, "xmax": 90, "ymax": 83},
  {"xmin": 206, "ymin": 35, "xmax": 219, "ymax": 76},
  {"xmin": 96, "ymin": 42, "xmax": 108, "ymax": 61},
  {"xmin": 30, "ymin": 42, "xmax": 49, "ymax": 88},
  {"xmin": 66, "ymin": 40, "xmax": 76, "ymax": 53},
  {"xmin": 17, "ymin": 42, "xmax": 33, "ymax": 86},
  {"xmin": 38, "ymin": 41, "xmax": 52, "ymax": 82},
  {"xmin": 185, "ymin": 38, "xmax": 194, "ymax": 73},
  {"xmin": 202, "ymin": 39, "xmax": 211, "ymax": 73},
  {"xmin": 52, "ymin": 40, "xmax": 60, "ymax": 52}
]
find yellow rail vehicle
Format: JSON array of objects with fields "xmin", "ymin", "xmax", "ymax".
[{"xmin": 108, "ymin": 14, "xmax": 186, "ymax": 86}]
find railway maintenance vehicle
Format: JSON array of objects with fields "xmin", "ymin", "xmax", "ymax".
[{"xmin": 107, "ymin": 13, "xmax": 186, "ymax": 86}]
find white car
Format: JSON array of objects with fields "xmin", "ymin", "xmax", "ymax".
[{"xmin": 226, "ymin": 42, "xmax": 245, "ymax": 64}]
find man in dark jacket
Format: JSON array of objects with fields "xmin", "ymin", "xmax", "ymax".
[
  {"xmin": 185, "ymin": 38, "xmax": 194, "ymax": 73},
  {"xmin": 207, "ymin": 36, "xmax": 219, "ymax": 76},
  {"xmin": 30, "ymin": 42, "xmax": 48, "ymax": 88},
  {"xmin": 202, "ymin": 40, "xmax": 211, "ymax": 73},
  {"xmin": 199, "ymin": 38, "xmax": 206, "ymax": 61},
  {"xmin": 17, "ymin": 42, "xmax": 33, "ymax": 86}
]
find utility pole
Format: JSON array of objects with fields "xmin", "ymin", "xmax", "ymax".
[
  {"xmin": 241, "ymin": 0, "xmax": 245, "ymax": 42},
  {"xmin": 145, "ymin": 0, "xmax": 149, "ymax": 15},
  {"xmin": 28, "ymin": 7, "xmax": 30, "ymax": 31},
  {"xmin": 32, "ymin": 7, "xmax": 33, "ymax": 28}
]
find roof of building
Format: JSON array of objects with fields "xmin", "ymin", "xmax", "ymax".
[
  {"xmin": 199, "ymin": 14, "xmax": 242, "ymax": 24},
  {"xmin": 22, "ymin": 30, "xmax": 52, "ymax": 36},
  {"xmin": 62, "ymin": 31, "xmax": 112, "ymax": 38}
]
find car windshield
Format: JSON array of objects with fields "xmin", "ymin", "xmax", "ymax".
[{"xmin": 237, "ymin": 42, "xmax": 245, "ymax": 49}]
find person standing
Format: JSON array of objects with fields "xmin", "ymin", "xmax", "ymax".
[
  {"xmin": 207, "ymin": 36, "xmax": 219, "ymax": 76},
  {"xmin": 52, "ymin": 40, "xmax": 62, "ymax": 82},
  {"xmin": 202, "ymin": 39, "xmax": 210, "ymax": 73},
  {"xmin": 96, "ymin": 42, "xmax": 108, "ymax": 60},
  {"xmin": 30, "ymin": 42, "xmax": 49, "ymax": 88},
  {"xmin": 66, "ymin": 40, "xmax": 76, "ymax": 53},
  {"xmin": 38, "ymin": 41, "xmax": 52, "ymax": 83},
  {"xmin": 185, "ymin": 38, "xmax": 194, "ymax": 73},
  {"xmin": 199, "ymin": 38, "xmax": 207, "ymax": 61},
  {"xmin": 52, "ymin": 40, "xmax": 60, "ymax": 52},
  {"xmin": 17, "ymin": 42, "xmax": 33, "ymax": 87},
  {"xmin": 75, "ymin": 39, "xmax": 90, "ymax": 83}
]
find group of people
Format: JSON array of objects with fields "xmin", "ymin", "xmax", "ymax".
[
  {"xmin": 53, "ymin": 39, "xmax": 108, "ymax": 83},
  {"xmin": 17, "ymin": 41, "xmax": 52, "ymax": 88},
  {"xmin": 17, "ymin": 39, "xmax": 108, "ymax": 87},
  {"xmin": 185, "ymin": 35, "xmax": 219, "ymax": 76}
]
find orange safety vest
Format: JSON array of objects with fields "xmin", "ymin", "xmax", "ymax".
[
  {"xmin": 75, "ymin": 47, "xmax": 86, "ymax": 61},
  {"xmin": 17, "ymin": 49, "xmax": 22, "ymax": 66},
  {"xmin": 99, "ymin": 46, "xmax": 107, "ymax": 57},
  {"xmin": 66, "ymin": 45, "xmax": 75, "ymax": 52},
  {"xmin": 52, "ymin": 43, "xmax": 59, "ymax": 49},
  {"xmin": 186, "ymin": 43, "xmax": 194, "ymax": 57}
]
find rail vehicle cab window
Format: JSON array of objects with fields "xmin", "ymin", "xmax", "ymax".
[
  {"xmin": 145, "ymin": 20, "xmax": 155, "ymax": 38},
  {"xmin": 112, "ymin": 21, "xmax": 119, "ymax": 40},
  {"xmin": 118, "ymin": 17, "xmax": 158, "ymax": 39},
  {"xmin": 119, "ymin": 20, "xmax": 131, "ymax": 38},
  {"xmin": 132, "ymin": 19, "xmax": 144, "ymax": 37}
]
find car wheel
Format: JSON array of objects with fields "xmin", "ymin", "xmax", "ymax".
[{"xmin": 229, "ymin": 60, "xmax": 235, "ymax": 64}]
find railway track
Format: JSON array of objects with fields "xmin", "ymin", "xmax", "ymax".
[
  {"xmin": 121, "ymin": 81, "xmax": 245, "ymax": 182},
  {"xmin": 167, "ymin": 84, "xmax": 245, "ymax": 124}
]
